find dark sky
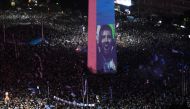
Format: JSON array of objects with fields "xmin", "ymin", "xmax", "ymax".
[
  {"xmin": 0, "ymin": 0, "xmax": 88, "ymax": 12},
  {"xmin": 61, "ymin": 0, "xmax": 88, "ymax": 8},
  {"xmin": 59, "ymin": 0, "xmax": 88, "ymax": 13}
]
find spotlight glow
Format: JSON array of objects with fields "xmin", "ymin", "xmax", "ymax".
[{"xmin": 115, "ymin": 0, "xmax": 132, "ymax": 6}]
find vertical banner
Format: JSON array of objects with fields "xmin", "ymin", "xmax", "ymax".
[
  {"xmin": 88, "ymin": 0, "xmax": 116, "ymax": 74},
  {"xmin": 88, "ymin": 0, "xmax": 97, "ymax": 73}
]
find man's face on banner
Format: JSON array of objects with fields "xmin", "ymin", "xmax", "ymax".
[{"xmin": 100, "ymin": 28, "xmax": 112, "ymax": 56}]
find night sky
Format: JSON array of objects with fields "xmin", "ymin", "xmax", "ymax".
[
  {"xmin": 0, "ymin": 0, "xmax": 88, "ymax": 12},
  {"xmin": 60, "ymin": 0, "xmax": 88, "ymax": 13}
]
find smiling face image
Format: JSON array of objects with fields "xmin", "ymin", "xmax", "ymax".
[{"xmin": 99, "ymin": 25, "xmax": 113, "ymax": 56}]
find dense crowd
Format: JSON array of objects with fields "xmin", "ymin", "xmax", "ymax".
[{"xmin": 0, "ymin": 10, "xmax": 190, "ymax": 109}]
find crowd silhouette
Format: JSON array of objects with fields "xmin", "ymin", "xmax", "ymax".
[{"xmin": 0, "ymin": 10, "xmax": 190, "ymax": 108}]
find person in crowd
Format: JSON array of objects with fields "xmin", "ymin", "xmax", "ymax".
[{"xmin": 4, "ymin": 92, "xmax": 10, "ymax": 108}]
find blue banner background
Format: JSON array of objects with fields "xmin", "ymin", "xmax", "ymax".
[{"xmin": 97, "ymin": 0, "xmax": 115, "ymax": 25}]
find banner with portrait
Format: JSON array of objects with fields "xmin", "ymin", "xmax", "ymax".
[
  {"xmin": 88, "ymin": 0, "xmax": 116, "ymax": 73},
  {"xmin": 96, "ymin": 24, "xmax": 116, "ymax": 73},
  {"xmin": 96, "ymin": 0, "xmax": 116, "ymax": 73}
]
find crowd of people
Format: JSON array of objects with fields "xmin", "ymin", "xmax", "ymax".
[{"xmin": 0, "ymin": 9, "xmax": 190, "ymax": 108}]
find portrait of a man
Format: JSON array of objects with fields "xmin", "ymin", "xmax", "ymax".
[{"xmin": 97, "ymin": 24, "xmax": 116, "ymax": 73}]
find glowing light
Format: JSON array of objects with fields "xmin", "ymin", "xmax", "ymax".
[
  {"xmin": 158, "ymin": 20, "xmax": 162, "ymax": 24},
  {"xmin": 180, "ymin": 25, "xmax": 185, "ymax": 28},
  {"xmin": 125, "ymin": 9, "xmax": 130, "ymax": 14},
  {"xmin": 28, "ymin": 0, "xmax": 32, "ymax": 3},
  {"xmin": 173, "ymin": 24, "xmax": 177, "ymax": 27},
  {"xmin": 34, "ymin": 0, "xmax": 37, "ymax": 4},
  {"xmin": 11, "ymin": 0, "xmax": 16, "ymax": 7},
  {"xmin": 5, "ymin": 92, "xmax": 9, "ymax": 96},
  {"xmin": 115, "ymin": 0, "xmax": 132, "ymax": 6}
]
